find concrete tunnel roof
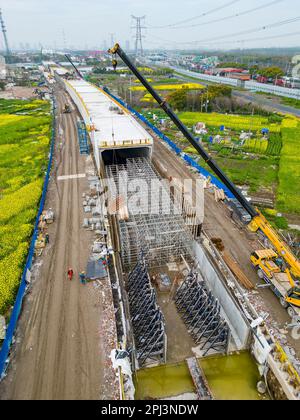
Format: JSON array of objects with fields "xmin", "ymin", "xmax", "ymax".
[{"xmin": 67, "ymin": 79, "xmax": 153, "ymax": 148}]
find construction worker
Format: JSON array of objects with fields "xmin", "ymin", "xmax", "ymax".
[
  {"xmin": 79, "ymin": 271, "xmax": 86, "ymax": 285},
  {"xmin": 67, "ymin": 268, "xmax": 74, "ymax": 281}
]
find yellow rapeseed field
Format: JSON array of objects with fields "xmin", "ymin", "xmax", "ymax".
[
  {"xmin": 131, "ymin": 82, "xmax": 204, "ymax": 92},
  {"xmin": 0, "ymin": 99, "xmax": 51, "ymax": 314}
]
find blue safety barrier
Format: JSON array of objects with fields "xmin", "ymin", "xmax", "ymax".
[
  {"xmin": 77, "ymin": 120, "xmax": 90, "ymax": 155},
  {"xmin": 103, "ymin": 87, "xmax": 234, "ymax": 199},
  {"xmin": 0, "ymin": 100, "xmax": 57, "ymax": 378}
]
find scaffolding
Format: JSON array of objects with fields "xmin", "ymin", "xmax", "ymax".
[
  {"xmin": 106, "ymin": 158, "xmax": 194, "ymax": 269},
  {"xmin": 127, "ymin": 256, "xmax": 166, "ymax": 367},
  {"xmin": 175, "ymin": 270, "xmax": 230, "ymax": 356}
]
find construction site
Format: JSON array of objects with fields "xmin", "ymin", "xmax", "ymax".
[{"xmin": 0, "ymin": 42, "xmax": 299, "ymax": 400}]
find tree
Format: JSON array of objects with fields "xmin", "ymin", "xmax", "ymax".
[
  {"xmin": 249, "ymin": 65, "xmax": 259, "ymax": 76},
  {"xmin": 167, "ymin": 88, "xmax": 188, "ymax": 111},
  {"xmin": 217, "ymin": 62, "xmax": 248, "ymax": 69},
  {"xmin": 259, "ymin": 66, "xmax": 284, "ymax": 79},
  {"xmin": 207, "ymin": 84, "xmax": 232, "ymax": 99}
]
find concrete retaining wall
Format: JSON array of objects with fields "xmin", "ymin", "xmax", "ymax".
[{"xmin": 193, "ymin": 241, "xmax": 250, "ymax": 350}]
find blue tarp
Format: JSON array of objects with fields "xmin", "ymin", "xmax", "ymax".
[{"xmin": 86, "ymin": 259, "xmax": 107, "ymax": 280}]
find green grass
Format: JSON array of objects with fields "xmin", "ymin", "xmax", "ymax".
[
  {"xmin": 0, "ymin": 99, "xmax": 52, "ymax": 315},
  {"xmin": 186, "ymin": 149, "xmax": 279, "ymax": 193},
  {"xmin": 145, "ymin": 108, "xmax": 299, "ymax": 214},
  {"xmin": 255, "ymin": 92, "xmax": 300, "ymax": 110},
  {"xmin": 277, "ymin": 126, "xmax": 300, "ymax": 214},
  {"xmin": 261, "ymin": 208, "xmax": 289, "ymax": 230},
  {"xmin": 178, "ymin": 112, "xmax": 282, "ymax": 133},
  {"xmin": 281, "ymin": 97, "xmax": 300, "ymax": 109}
]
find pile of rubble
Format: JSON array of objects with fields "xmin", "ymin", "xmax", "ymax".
[
  {"xmin": 247, "ymin": 289, "xmax": 300, "ymax": 374},
  {"xmin": 94, "ymin": 278, "xmax": 120, "ymax": 400}
]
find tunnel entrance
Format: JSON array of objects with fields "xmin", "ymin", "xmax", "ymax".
[{"xmin": 101, "ymin": 147, "xmax": 151, "ymax": 166}]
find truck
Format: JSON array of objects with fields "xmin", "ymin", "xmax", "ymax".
[
  {"xmin": 251, "ymin": 249, "xmax": 300, "ymax": 318},
  {"xmin": 257, "ymin": 76, "xmax": 268, "ymax": 84}
]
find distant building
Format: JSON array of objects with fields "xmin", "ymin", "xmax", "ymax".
[
  {"xmin": 213, "ymin": 67, "xmax": 250, "ymax": 81},
  {"xmin": 0, "ymin": 55, "xmax": 7, "ymax": 80}
]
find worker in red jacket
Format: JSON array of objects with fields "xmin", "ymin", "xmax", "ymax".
[{"xmin": 67, "ymin": 268, "xmax": 74, "ymax": 281}]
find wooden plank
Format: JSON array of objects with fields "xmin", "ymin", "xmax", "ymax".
[
  {"xmin": 186, "ymin": 357, "xmax": 213, "ymax": 400},
  {"xmin": 222, "ymin": 251, "xmax": 254, "ymax": 290}
]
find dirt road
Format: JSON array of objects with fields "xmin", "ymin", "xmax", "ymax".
[
  {"xmin": 152, "ymin": 138, "xmax": 300, "ymax": 357},
  {"xmin": 0, "ymin": 88, "xmax": 118, "ymax": 400}
]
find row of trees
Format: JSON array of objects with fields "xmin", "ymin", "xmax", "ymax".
[
  {"xmin": 217, "ymin": 62, "xmax": 284, "ymax": 78},
  {"xmin": 164, "ymin": 84, "xmax": 278, "ymax": 115},
  {"xmin": 166, "ymin": 85, "xmax": 232, "ymax": 112}
]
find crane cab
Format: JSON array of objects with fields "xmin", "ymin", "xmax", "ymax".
[{"xmin": 250, "ymin": 249, "xmax": 282, "ymax": 279}]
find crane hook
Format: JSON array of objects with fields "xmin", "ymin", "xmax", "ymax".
[{"xmin": 112, "ymin": 58, "xmax": 118, "ymax": 71}]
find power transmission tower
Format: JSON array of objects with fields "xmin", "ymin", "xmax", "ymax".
[
  {"xmin": 0, "ymin": 9, "xmax": 11, "ymax": 62},
  {"xmin": 131, "ymin": 15, "xmax": 146, "ymax": 57},
  {"xmin": 110, "ymin": 33, "xmax": 115, "ymax": 47}
]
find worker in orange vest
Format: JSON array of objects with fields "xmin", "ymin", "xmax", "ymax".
[{"xmin": 67, "ymin": 268, "xmax": 74, "ymax": 281}]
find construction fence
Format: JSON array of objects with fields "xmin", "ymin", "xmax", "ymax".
[{"xmin": 0, "ymin": 100, "xmax": 56, "ymax": 379}]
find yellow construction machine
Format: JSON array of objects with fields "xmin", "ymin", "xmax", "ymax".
[
  {"xmin": 251, "ymin": 249, "xmax": 300, "ymax": 317},
  {"xmin": 249, "ymin": 210, "xmax": 300, "ymax": 279}
]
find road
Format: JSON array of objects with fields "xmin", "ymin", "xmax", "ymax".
[
  {"xmin": 175, "ymin": 72, "xmax": 300, "ymax": 117},
  {"xmin": 233, "ymin": 90, "xmax": 300, "ymax": 117},
  {"xmin": 152, "ymin": 138, "xmax": 300, "ymax": 357},
  {"xmin": 0, "ymin": 88, "xmax": 117, "ymax": 400}
]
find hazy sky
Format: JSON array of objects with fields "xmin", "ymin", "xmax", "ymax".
[{"xmin": 2, "ymin": 0, "xmax": 300, "ymax": 50}]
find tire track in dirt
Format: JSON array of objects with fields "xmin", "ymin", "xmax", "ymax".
[{"xmin": 0, "ymin": 88, "xmax": 108, "ymax": 400}]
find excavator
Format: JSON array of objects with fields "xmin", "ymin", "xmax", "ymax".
[{"xmin": 106, "ymin": 44, "xmax": 300, "ymax": 312}]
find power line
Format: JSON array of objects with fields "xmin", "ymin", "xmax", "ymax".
[
  {"xmin": 223, "ymin": 29, "xmax": 300, "ymax": 44},
  {"xmin": 146, "ymin": 30, "xmax": 300, "ymax": 48},
  {"xmin": 148, "ymin": 15, "xmax": 300, "ymax": 46},
  {"xmin": 149, "ymin": 0, "xmax": 242, "ymax": 29},
  {"xmin": 199, "ymin": 15, "xmax": 300, "ymax": 43},
  {"xmin": 162, "ymin": 0, "xmax": 284, "ymax": 30}
]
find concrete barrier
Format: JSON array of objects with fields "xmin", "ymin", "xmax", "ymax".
[{"xmin": 193, "ymin": 241, "xmax": 251, "ymax": 350}]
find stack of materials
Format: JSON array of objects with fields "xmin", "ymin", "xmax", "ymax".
[
  {"xmin": 175, "ymin": 270, "xmax": 230, "ymax": 356},
  {"xmin": 127, "ymin": 256, "xmax": 166, "ymax": 367}
]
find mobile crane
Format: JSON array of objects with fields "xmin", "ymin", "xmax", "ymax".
[
  {"xmin": 108, "ymin": 43, "xmax": 300, "ymax": 312},
  {"xmin": 250, "ymin": 249, "xmax": 300, "ymax": 317}
]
